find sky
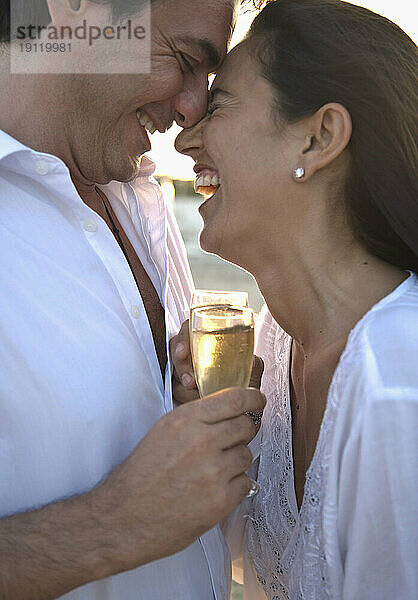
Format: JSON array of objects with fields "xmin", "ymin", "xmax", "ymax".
[{"xmin": 148, "ymin": 0, "xmax": 417, "ymax": 179}]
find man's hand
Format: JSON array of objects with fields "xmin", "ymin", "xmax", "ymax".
[
  {"xmin": 96, "ymin": 386, "xmax": 266, "ymax": 569},
  {"xmin": 1, "ymin": 387, "xmax": 265, "ymax": 600},
  {"xmin": 171, "ymin": 319, "xmax": 265, "ymax": 404}
]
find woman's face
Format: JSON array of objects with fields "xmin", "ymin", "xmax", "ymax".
[{"xmin": 175, "ymin": 41, "xmax": 303, "ymax": 269}]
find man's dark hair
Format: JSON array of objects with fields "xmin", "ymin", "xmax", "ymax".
[
  {"xmin": 249, "ymin": 0, "xmax": 418, "ymax": 272},
  {"xmin": 1, "ymin": 0, "xmax": 265, "ymax": 44}
]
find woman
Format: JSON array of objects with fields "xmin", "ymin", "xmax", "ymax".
[{"xmin": 174, "ymin": 0, "xmax": 418, "ymax": 598}]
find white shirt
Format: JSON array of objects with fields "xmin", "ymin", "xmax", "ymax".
[
  {"xmin": 226, "ymin": 274, "xmax": 418, "ymax": 599},
  {"xmin": 0, "ymin": 129, "xmax": 230, "ymax": 600}
]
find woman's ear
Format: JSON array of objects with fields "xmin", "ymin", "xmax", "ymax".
[{"xmin": 296, "ymin": 103, "xmax": 352, "ymax": 180}]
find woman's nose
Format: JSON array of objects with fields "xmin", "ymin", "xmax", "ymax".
[{"xmin": 174, "ymin": 117, "xmax": 206, "ymax": 159}]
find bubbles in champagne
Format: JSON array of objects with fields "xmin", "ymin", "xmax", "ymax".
[{"xmin": 191, "ymin": 306, "xmax": 254, "ymax": 397}]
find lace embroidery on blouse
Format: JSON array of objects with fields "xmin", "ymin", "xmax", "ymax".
[{"xmin": 246, "ymin": 315, "xmax": 358, "ymax": 600}]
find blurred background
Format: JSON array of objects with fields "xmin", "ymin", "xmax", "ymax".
[{"xmin": 149, "ymin": 2, "xmax": 416, "ymax": 597}]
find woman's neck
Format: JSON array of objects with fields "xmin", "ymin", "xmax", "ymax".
[{"xmin": 255, "ymin": 240, "xmax": 406, "ymax": 357}]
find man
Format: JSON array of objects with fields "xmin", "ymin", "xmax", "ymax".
[{"xmin": 0, "ymin": 1, "xmax": 265, "ymax": 598}]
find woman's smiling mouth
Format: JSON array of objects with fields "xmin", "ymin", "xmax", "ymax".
[{"xmin": 193, "ymin": 164, "xmax": 222, "ymax": 198}]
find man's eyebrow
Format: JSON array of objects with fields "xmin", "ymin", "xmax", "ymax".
[{"xmin": 176, "ymin": 35, "xmax": 222, "ymax": 70}]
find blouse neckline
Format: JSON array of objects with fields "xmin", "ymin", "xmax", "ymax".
[{"xmin": 288, "ymin": 270, "xmax": 415, "ymax": 522}]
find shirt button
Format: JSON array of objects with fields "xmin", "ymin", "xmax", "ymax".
[
  {"xmin": 131, "ymin": 305, "xmax": 141, "ymax": 319},
  {"xmin": 35, "ymin": 160, "xmax": 49, "ymax": 175},
  {"xmin": 83, "ymin": 219, "xmax": 98, "ymax": 233}
]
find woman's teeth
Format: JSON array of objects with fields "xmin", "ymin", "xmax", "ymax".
[
  {"xmin": 194, "ymin": 173, "xmax": 221, "ymax": 193},
  {"xmin": 136, "ymin": 109, "xmax": 157, "ymax": 134}
]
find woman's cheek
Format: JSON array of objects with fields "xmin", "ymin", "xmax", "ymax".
[
  {"xmin": 201, "ymin": 124, "xmax": 213, "ymax": 149},
  {"xmin": 202, "ymin": 123, "xmax": 223, "ymax": 164}
]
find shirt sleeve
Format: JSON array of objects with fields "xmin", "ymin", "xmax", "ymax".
[{"xmin": 340, "ymin": 387, "xmax": 418, "ymax": 600}]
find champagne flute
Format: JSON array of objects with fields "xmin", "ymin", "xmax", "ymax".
[
  {"xmin": 191, "ymin": 289, "xmax": 249, "ymax": 311},
  {"xmin": 190, "ymin": 290, "xmax": 249, "ymax": 347},
  {"xmin": 190, "ymin": 305, "xmax": 259, "ymax": 497},
  {"xmin": 191, "ymin": 305, "xmax": 254, "ymax": 397}
]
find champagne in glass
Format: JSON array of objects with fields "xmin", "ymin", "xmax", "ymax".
[
  {"xmin": 189, "ymin": 290, "xmax": 249, "ymax": 348},
  {"xmin": 191, "ymin": 305, "xmax": 259, "ymax": 498},
  {"xmin": 191, "ymin": 305, "xmax": 254, "ymax": 397}
]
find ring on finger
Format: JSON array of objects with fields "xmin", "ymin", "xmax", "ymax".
[{"xmin": 244, "ymin": 410, "xmax": 264, "ymax": 427}]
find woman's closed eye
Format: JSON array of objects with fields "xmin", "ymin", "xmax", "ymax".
[
  {"xmin": 207, "ymin": 104, "xmax": 219, "ymax": 116},
  {"xmin": 206, "ymin": 89, "xmax": 235, "ymax": 116}
]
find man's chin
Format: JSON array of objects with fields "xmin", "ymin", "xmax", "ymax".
[{"xmin": 100, "ymin": 153, "xmax": 143, "ymax": 184}]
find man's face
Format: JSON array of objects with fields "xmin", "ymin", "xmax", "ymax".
[{"xmin": 57, "ymin": 0, "xmax": 237, "ymax": 184}]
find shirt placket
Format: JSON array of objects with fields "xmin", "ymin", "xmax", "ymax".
[
  {"xmin": 126, "ymin": 181, "xmax": 175, "ymax": 412},
  {"xmin": 72, "ymin": 195, "xmax": 164, "ymax": 398}
]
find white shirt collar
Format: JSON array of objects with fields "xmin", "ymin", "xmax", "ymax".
[{"xmin": 0, "ymin": 128, "xmax": 35, "ymax": 161}]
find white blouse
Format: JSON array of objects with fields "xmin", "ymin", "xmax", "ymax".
[{"xmin": 225, "ymin": 273, "xmax": 418, "ymax": 600}]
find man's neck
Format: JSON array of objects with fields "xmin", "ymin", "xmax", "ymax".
[
  {"xmin": 70, "ymin": 174, "xmax": 99, "ymax": 206},
  {"xmin": 0, "ymin": 45, "xmax": 90, "ymax": 188}
]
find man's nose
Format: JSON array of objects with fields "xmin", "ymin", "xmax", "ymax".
[
  {"xmin": 174, "ymin": 118, "xmax": 205, "ymax": 159},
  {"xmin": 172, "ymin": 72, "xmax": 209, "ymax": 128}
]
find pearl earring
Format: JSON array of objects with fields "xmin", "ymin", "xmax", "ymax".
[{"xmin": 293, "ymin": 167, "xmax": 305, "ymax": 179}]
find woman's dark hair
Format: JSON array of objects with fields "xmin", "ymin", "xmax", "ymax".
[
  {"xmin": 249, "ymin": 0, "xmax": 418, "ymax": 272},
  {"xmin": 0, "ymin": 0, "xmax": 149, "ymax": 42}
]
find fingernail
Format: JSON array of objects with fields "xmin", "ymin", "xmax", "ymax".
[
  {"xmin": 175, "ymin": 343, "xmax": 186, "ymax": 356},
  {"xmin": 181, "ymin": 373, "xmax": 193, "ymax": 387}
]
